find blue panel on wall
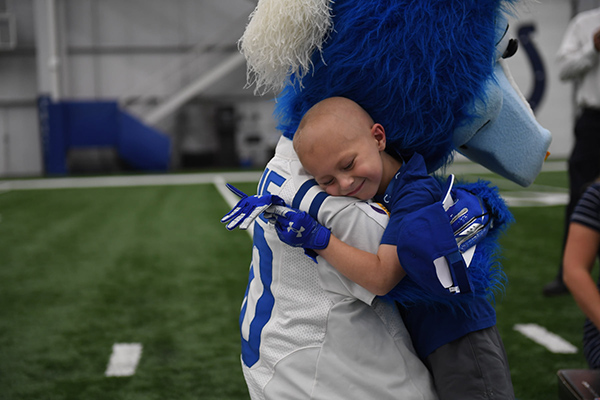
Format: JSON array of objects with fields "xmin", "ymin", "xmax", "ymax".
[
  {"xmin": 38, "ymin": 95, "xmax": 68, "ymax": 175},
  {"xmin": 64, "ymin": 101, "xmax": 119, "ymax": 147},
  {"xmin": 118, "ymin": 112, "xmax": 170, "ymax": 171},
  {"xmin": 38, "ymin": 98, "xmax": 170, "ymax": 173}
]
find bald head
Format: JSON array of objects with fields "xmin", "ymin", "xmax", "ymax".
[
  {"xmin": 293, "ymin": 97, "xmax": 375, "ymax": 161},
  {"xmin": 291, "ymin": 97, "xmax": 393, "ymax": 199}
]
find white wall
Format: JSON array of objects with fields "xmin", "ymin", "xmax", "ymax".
[
  {"xmin": 1, "ymin": 0, "xmax": 596, "ymax": 177},
  {"xmin": 0, "ymin": 0, "xmax": 257, "ymax": 177},
  {"xmin": 63, "ymin": 0, "xmax": 254, "ymax": 101},
  {"xmin": 508, "ymin": 0, "xmax": 573, "ymax": 161},
  {"xmin": 0, "ymin": 0, "xmax": 41, "ymax": 177}
]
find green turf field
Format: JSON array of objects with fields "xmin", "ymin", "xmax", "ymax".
[{"xmin": 0, "ymin": 169, "xmax": 591, "ymax": 399}]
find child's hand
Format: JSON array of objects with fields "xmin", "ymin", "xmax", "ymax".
[
  {"xmin": 221, "ymin": 184, "xmax": 286, "ymax": 230},
  {"xmin": 268, "ymin": 207, "xmax": 331, "ymax": 250}
]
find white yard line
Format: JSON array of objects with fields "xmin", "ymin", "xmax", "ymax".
[
  {"xmin": 105, "ymin": 343, "xmax": 143, "ymax": 377},
  {"xmin": 0, "ymin": 167, "xmax": 570, "ymax": 207},
  {"xmin": 503, "ymin": 192, "xmax": 569, "ymax": 207},
  {"xmin": 513, "ymin": 323, "xmax": 578, "ymax": 354},
  {"xmin": 213, "ymin": 175, "xmax": 244, "ymax": 209},
  {"xmin": 1, "ymin": 171, "xmax": 262, "ymax": 191},
  {"xmin": 0, "ymin": 181, "xmax": 11, "ymax": 195},
  {"xmin": 446, "ymin": 160, "xmax": 567, "ymax": 175},
  {"xmin": 541, "ymin": 161, "xmax": 569, "ymax": 172}
]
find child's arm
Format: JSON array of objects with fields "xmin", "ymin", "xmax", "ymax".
[
  {"xmin": 319, "ymin": 236, "xmax": 405, "ymax": 295},
  {"xmin": 271, "ymin": 206, "xmax": 404, "ymax": 295},
  {"xmin": 220, "ymin": 183, "xmax": 491, "ymax": 297}
]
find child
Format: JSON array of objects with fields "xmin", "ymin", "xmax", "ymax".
[{"xmin": 225, "ymin": 97, "xmax": 514, "ymax": 399}]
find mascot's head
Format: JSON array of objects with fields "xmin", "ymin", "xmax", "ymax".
[{"xmin": 240, "ymin": 0, "xmax": 551, "ymax": 187}]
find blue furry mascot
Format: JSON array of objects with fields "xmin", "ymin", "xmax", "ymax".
[
  {"xmin": 241, "ymin": 0, "xmax": 550, "ymax": 185},
  {"xmin": 239, "ymin": 0, "xmax": 551, "ymax": 306}
]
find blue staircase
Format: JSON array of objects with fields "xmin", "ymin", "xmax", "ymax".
[{"xmin": 39, "ymin": 96, "xmax": 171, "ymax": 174}]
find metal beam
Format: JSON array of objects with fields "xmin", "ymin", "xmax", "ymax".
[
  {"xmin": 33, "ymin": 0, "xmax": 62, "ymax": 100},
  {"xmin": 143, "ymin": 52, "xmax": 246, "ymax": 126}
]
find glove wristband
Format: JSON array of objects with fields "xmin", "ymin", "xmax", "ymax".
[{"xmin": 311, "ymin": 226, "xmax": 331, "ymax": 249}]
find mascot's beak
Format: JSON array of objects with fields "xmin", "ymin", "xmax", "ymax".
[{"xmin": 452, "ymin": 18, "xmax": 552, "ymax": 188}]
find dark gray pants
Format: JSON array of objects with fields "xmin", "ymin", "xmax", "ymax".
[{"xmin": 424, "ymin": 326, "xmax": 515, "ymax": 400}]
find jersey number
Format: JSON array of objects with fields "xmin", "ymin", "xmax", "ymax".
[{"xmin": 240, "ymin": 168, "xmax": 284, "ymax": 367}]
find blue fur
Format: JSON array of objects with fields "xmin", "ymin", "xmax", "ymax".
[
  {"xmin": 382, "ymin": 179, "xmax": 513, "ymax": 311},
  {"xmin": 272, "ymin": 0, "xmax": 520, "ymax": 311},
  {"xmin": 275, "ymin": 0, "xmax": 517, "ymax": 172}
]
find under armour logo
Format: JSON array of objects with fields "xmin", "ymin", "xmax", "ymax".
[{"xmin": 287, "ymin": 222, "xmax": 305, "ymax": 238}]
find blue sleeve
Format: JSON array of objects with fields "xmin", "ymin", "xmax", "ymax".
[
  {"xmin": 380, "ymin": 154, "xmax": 443, "ymax": 245},
  {"xmin": 291, "ymin": 179, "xmax": 329, "ymax": 220}
]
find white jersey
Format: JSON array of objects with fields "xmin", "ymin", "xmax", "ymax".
[{"xmin": 240, "ymin": 137, "xmax": 437, "ymax": 400}]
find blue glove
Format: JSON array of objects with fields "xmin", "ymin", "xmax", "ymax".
[
  {"xmin": 442, "ymin": 175, "xmax": 491, "ymax": 252},
  {"xmin": 447, "ymin": 189, "xmax": 491, "ymax": 252},
  {"xmin": 220, "ymin": 183, "xmax": 286, "ymax": 230},
  {"xmin": 268, "ymin": 206, "xmax": 331, "ymax": 250}
]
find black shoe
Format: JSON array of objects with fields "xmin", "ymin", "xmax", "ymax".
[{"xmin": 543, "ymin": 279, "xmax": 569, "ymax": 297}]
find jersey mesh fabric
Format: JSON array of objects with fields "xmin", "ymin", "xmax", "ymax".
[{"xmin": 241, "ymin": 154, "xmax": 333, "ymax": 396}]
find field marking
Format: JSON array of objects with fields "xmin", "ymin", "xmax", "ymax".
[
  {"xmin": 446, "ymin": 160, "xmax": 567, "ymax": 175},
  {"xmin": 0, "ymin": 166, "xmax": 570, "ymax": 207},
  {"xmin": 0, "ymin": 181, "xmax": 11, "ymax": 195},
  {"xmin": 503, "ymin": 192, "xmax": 569, "ymax": 207},
  {"xmin": 0, "ymin": 171, "xmax": 262, "ymax": 191},
  {"xmin": 105, "ymin": 343, "xmax": 143, "ymax": 377},
  {"xmin": 513, "ymin": 323, "xmax": 578, "ymax": 354},
  {"xmin": 213, "ymin": 175, "xmax": 243, "ymax": 209}
]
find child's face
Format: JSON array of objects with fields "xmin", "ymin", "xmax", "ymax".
[{"xmin": 298, "ymin": 120, "xmax": 386, "ymax": 200}]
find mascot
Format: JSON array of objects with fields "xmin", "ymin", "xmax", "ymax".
[
  {"xmin": 240, "ymin": 0, "xmax": 551, "ymax": 186},
  {"xmin": 237, "ymin": 0, "xmax": 551, "ymax": 306},
  {"xmin": 229, "ymin": 1, "xmax": 552, "ymax": 398}
]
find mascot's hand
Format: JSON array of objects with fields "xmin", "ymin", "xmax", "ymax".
[
  {"xmin": 221, "ymin": 184, "xmax": 286, "ymax": 230},
  {"xmin": 267, "ymin": 206, "xmax": 331, "ymax": 261},
  {"xmin": 442, "ymin": 176, "xmax": 491, "ymax": 252}
]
